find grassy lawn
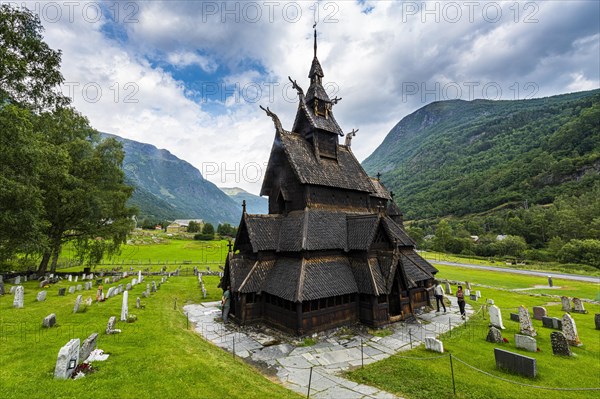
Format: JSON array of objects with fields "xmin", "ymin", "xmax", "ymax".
[
  {"xmin": 433, "ymin": 264, "xmax": 600, "ymax": 301},
  {"xmin": 0, "ymin": 274, "xmax": 299, "ymax": 399},
  {"xmin": 421, "ymin": 251, "xmax": 600, "ymax": 277},
  {"xmin": 347, "ymin": 275, "xmax": 600, "ymax": 399}
]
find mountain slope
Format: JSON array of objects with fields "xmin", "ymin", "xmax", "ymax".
[
  {"xmin": 363, "ymin": 89, "xmax": 600, "ymax": 220},
  {"xmin": 220, "ymin": 187, "xmax": 268, "ymax": 215},
  {"xmin": 103, "ymin": 134, "xmax": 241, "ymax": 224}
]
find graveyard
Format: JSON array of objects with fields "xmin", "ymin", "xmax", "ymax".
[{"xmin": 1, "ymin": 244, "xmax": 598, "ymax": 399}]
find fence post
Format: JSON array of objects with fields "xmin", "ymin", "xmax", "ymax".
[
  {"xmin": 233, "ymin": 336, "xmax": 235, "ymax": 358},
  {"xmin": 409, "ymin": 329, "xmax": 412, "ymax": 349},
  {"xmin": 450, "ymin": 354, "xmax": 456, "ymax": 396},
  {"xmin": 307, "ymin": 366, "xmax": 313, "ymax": 399},
  {"xmin": 361, "ymin": 338, "xmax": 364, "ymax": 368}
]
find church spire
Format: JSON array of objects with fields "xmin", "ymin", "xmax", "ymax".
[{"xmin": 314, "ymin": 27, "xmax": 317, "ymax": 58}]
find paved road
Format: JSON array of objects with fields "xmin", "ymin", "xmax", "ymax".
[{"xmin": 428, "ymin": 259, "xmax": 600, "ymax": 283}]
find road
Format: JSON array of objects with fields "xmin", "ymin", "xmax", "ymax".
[{"xmin": 427, "ymin": 259, "xmax": 600, "ymax": 283}]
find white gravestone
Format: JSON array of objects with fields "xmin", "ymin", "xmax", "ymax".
[
  {"xmin": 73, "ymin": 295, "xmax": 83, "ymax": 313},
  {"xmin": 572, "ymin": 298, "xmax": 586, "ymax": 313},
  {"xmin": 475, "ymin": 290, "xmax": 481, "ymax": 299},
  {"xmin": 120, "ymin": 291, "xmax": 129, "ymax": 321},
  {"xmin": 488, "ymin": 305, "xmax": 505, "ymax": 329},
  {"xmin": 68, "ymin": 286, "xmax": 75, "ymax": 294},
  {"xmin": 444, "ymin": 281, "xmax": 452, "ymax": 295},
  {"xmin": 13, "ymin": 286, "xmax": 24, "ymax": 308},
  {"xmin": 562, "ymin": 313, "xmax": 582, "ymax": 346},
  {"xmin": 561, "ymin": 296, "xmax": 570, "ymax": 311},
  {"xmin": 424, "ymin": 337, "xmax": 444, "ymax": 353},
  {"xmin": 515, "ymin": 334, "xmax": 537, "ymax": 352},
  {"xmin": 518, "ymin": 305, "xmax": 536, "ymax": 337},
  {"xmin": 37, "ymin": 290, "xmax": 47, "ymax": 302},
  {"xmin": 68, "ymin": 275, "xmax": 72, "ymax": 282},
  {"xmin": 54, "ymin": 339, "xmax": 80, "ymax": 379}
]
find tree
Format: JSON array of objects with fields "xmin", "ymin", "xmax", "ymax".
[
  {"xmin": 0, "ymin": 103, "xmax": 46, "ymax": 260},
  {"xmin": 202, "ymin": 223, "xmax": 215, "ymax": 236},
  {"xmin": 217, "ymin": 223, "xmax": 236, "ymax": 237},
  {"xmin": 36, "ymin": 107, "xmax": 136, "ymax": 273},
  {"xmin": 0, "ymin": 4, "xmax": 67, "ymax": 109},
  {"xmin": 187, "ymin": 221, "xmax": 201, "ymax": 233},
  {"xmin": 432, "ymin": 220, "xmax": 452, "ymax": 252}
]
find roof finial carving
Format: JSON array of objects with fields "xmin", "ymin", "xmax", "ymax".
[
  {"xmin": 288, "ymin": 76, "xmax": 304, "ymax": 97},
  {"xmin": 259, "ymin": 105, "xmax": 284, "ymax": 135},
  {"xmin": 242, "ymin": 200, "xmax": 247, "ymax": 214},
  {"xmin": 344, "ymin": 128, "xmax": 358, "ymax": 147}
]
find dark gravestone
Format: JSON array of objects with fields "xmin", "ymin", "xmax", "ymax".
[
  {"xmin": 470, "ymin": 294, "xmax": 477, "ymax": 301},
  {"xmin": 486, "ymin": 326, "xmax": 503, "ymax": 343},
  {"xmin": 58, "ymin": 288, "xmax": 66, "ymax": 296},
  {"xmin": 542, "ymin": 316, "xmax": 562, "ymax": 330},
  {"xmin": 80, "ymin": 333, "xmax": 98, "ymax": 362},
  {"xmin": 96, "ymin": 279, "xmax": 103, "ymax": 286},
  {"xmin": 595, "ymin": 314, "xmax": 600, "ymax": 330},
  {"xmin": 532, "ymin": 306, "xmax": 547, "ymax": 320},
  {"xmin": 550, "ymin": 331, "xmax": 572, "ymax": 356},
  {"xmin": 494, "ymin": 348, "xmax": 537, "ymax": 378},
  {"xmin": 510, "ymin": 313, "xmax": 520, "ymax": 322}
]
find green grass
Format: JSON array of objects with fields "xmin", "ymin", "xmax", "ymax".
[
  {"xmin": 347, "ymin": 280, "xmax": 600, "ymax": 399},
  {"xmin": 368, "ymin": 328, "xmax": 393, "ymax": 338},
  {"xmin": 0, "ymin": 275, "xmax": 300, "ymax": 399},
  {"xmin": 421, "ymin": 251, "xmax": 600, "ymax": 277},
  {"xmin": 433, "ymin": 264, "xmax": 600, "ymax": 301}
]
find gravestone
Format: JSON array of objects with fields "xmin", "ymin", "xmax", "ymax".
[
  {"xmin": 532, "ymin": 306, "xmax": 547, "ymax": 320},
  {"xmin": 96, "ymin": 279, "xmax": 103, "ymax": 286},
  {"xmin": 106, "ymin": 316, "xmax": 117, "ymax": 334},
  {"xmin": 85, "ymin": 297, "xmax": 92, "ymax": 306},
  {"xmin": 486, "ymin": 326, "xmax": 503, "ymax": 343},
  {"xmin": 126, "ymin": 283, "xmax": 131, "ymax": 291},
  {"xmin": 54, "ymin": 338, "xmax": 80, "ymax": 379},
  {"xmin": 68, "ymin": 275, "xmax": 72, "ymax": 282},
  {"xmin": 136, "ymin": 297, "xmax": 141, "ymax": 309},
  {"xmin": 104, "ymin": 278, "xmax": 110, "ymax": 284},
  {"xmin": 151, "ymin": 281, "xmax": 157, "ymax": 292},
  {"xmin": 562, "ymin": 313, "xmax": 581, "ymax": 346},
  {"xmin": 550, "ymin": 331, "xmax": 572, "ymax": 356},
  {"xmin": 54, "ymin": 338, "xmax": 79, "ymax": 380},
  {"xmin": 465, "ymin": 289, "xmax": 471, "ymax": 296},
  {"xmin": 488, "ymin": 305, "xmax": 505, "ymax": 329},
  {"xmin": 40, "ymin": 280, "xmax": 50, "ymax": 288},
  {"xmin": 515, "ymin": 334, "xmax": 537, "ymax": 352},
  {"xmin": 547, "ymin": 275, "xmax": 553, "ymax": 287},
  {"xmin": 80, "ymin": 333, "xmax": 98, "ymax": 362},
  {"xmin": 146, "ymin": 283, "xmax": 150, "ymax": 293},
  {"xmin": 73, "ymin": 295, "xmax": 83, "ymax": 313},
  {"xmin": 466, "ymin": 281, "xmax": 471, "ymax": 290},
  {"xmin": 74, "ymin": 276, "xmax": 78, "ymax": 282},
  {"xmin": 424, "ymin": 337, "xmax": 444, "ymax": 353},
  {"xmin": 37, "ymin": 290, "xmax": 47, "ymax": 302},
  {"xmin": 572, "ymin": 298, "xmax": 586, "ymax": 314},
  {"xmin": 0, "ymin": 275, "xmax": 4, "ymax": 295},
  {"xmin": 23, "ymin": 275, "xmax": 27, "ymax": 282},
  {"xmin": 58, "ymin": 288, "xmax": 66, "ymax": 296},
  {"xmin": 487, "ymin": 299, "xmax": 495, "ymax": 305},
  {"xmin": 76, "ymin": 284, "xmax": 82, "ymax": 291},
  {"xmin": 9, "ymin": 286, "xmax": 16, "ymax": 294},
  {"xmin": 595, "ymin": 314, "xmax": 600, "ymax": 330},
  {"xmin": 132, "ymin": 278, "xmax": 137, "ymax": 286},
  {"xmin": 561, "ymin": 296, "xmax": 570, "ymax": 311},
  {"xmin": 13, "ymin": 286, "xmax": 24, "ymax": 308},
  {"xmin": 518, "ymin": 305, "xmax": 536, "ymax": 337},
  {"xmin": 444, "ymin": 281, "xmax": 452, "ymax": 295},
  {"xmin": 68, "ymin": 286, "xmax": 75, "ymax": 294},
  {"xmin": 161, "ymin": 277, "xmax": 166, "ymax": 283},
  {"xmin": 138, "ymin": 270, "xmax": 142, "ymax": 282},
  {"xmin": 142, "ymin": 290, "xmax": 149, "ymax": 298},
  {"xmin": 120, "ymin": 291, "xmax": 129, "ymax": 321},
  {"xmin": 43, "ymin": 313, "xmax": 56, "ymax": 328},
  {"xmin": 494, "ymin": 348, "xmax": 536, "ymax": 378},
  {"xmin": 475, "ymin": 290, "xmax": 481, "ymax": 299},
  {"xmin": 118, "ymin": 284, "xmax": 123, "ymax": 294},
  {"xmin": 85, "ymin": 282, "xmax": 92, "ymax": 290},
  {"xmin": 106, "ymin": 287, "xmax": 115, "ymax": 298},
  {"xmin": 470, "ymin": 294, "xmax": 477, "ymax": 301},
  {"xmin": 542, "ymin": 316, "xmax": 562, "ymax": 330},
  {"xmin": 14, "ymin": 275, "xmax": 21, "ymax": 284}
]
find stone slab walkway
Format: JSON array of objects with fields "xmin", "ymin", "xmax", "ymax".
[{"xmin": 184, "ymin": 298, "xmax": 474, "ymax": 399}]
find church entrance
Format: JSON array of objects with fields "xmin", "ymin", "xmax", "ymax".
[{"xmin": 388, "ymin": 279, "xmax": 402, "ymax": 317}]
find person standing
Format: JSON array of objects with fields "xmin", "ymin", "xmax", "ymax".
[
  {"xmin": 433, "ymin": 281, "xmax": 446, "ymax": 312},
  {"xmin": 456, "ymin": 285, "xmax": 466, "ymax": 319},
  {"xmin": 221, "ymin": 285, "xmax": 231, "ymax": 324}
]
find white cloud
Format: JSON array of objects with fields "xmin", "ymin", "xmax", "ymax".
[{"xmin": 31, "ymin": 0, "xmax": 599, "ymax": 196}]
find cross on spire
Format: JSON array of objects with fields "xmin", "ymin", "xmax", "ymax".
[
  {"xmin": 242, "ymin": 200, "xmax": 247, "ymax": 214},
  {"xmin": 227, "ymin": 240, "xmax": 233, "ymax": 253}
]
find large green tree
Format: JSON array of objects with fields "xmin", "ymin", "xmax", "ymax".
[
  {"xmin": 0, "ymin": 4, "xmax": 67, "ymax": 109},
  {"xmin": 35, "ymin": 107, "xmax": 136, "ymax": 273}
]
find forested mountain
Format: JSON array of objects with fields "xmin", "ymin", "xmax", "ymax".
[
  {"xmin": 363, "ymin": 90, "xmax": 600, "ymax": 220},
  {"xmin": 220, "ymin": 187, "xmax": 268, "ymax": 215},
  {"xmin": 103, "ymin": 134, "xmax": 240, "ymax": 225}
]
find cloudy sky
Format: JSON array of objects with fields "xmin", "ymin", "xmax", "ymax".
[{"xmin": 27, "ymin": 0, "xmax": 600, "ymax": 194}]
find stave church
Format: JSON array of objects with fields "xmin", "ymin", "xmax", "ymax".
[{"xmin": 220, "ymin": 30, "xmax": 438, "ymax": 335}]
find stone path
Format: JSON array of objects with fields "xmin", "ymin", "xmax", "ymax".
[{"xmin": 184, "ymin": 298, "xmax": 474, "ymax": 399}]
